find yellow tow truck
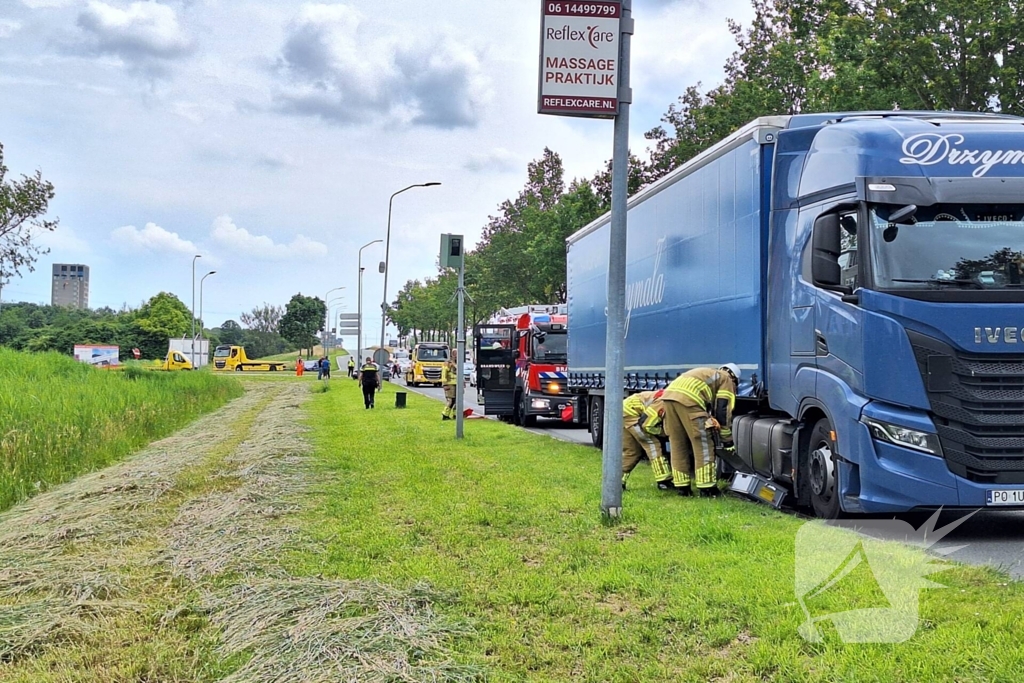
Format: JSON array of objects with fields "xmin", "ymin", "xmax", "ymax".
[
  {"xmin": 404, "ymin": 342, "xmax": 450, "ymax": 387},
  {"xmin": 154, "ymin": 350, "xmax": 194, "ymax": 371},
  {"xmin": 212, "ymin": 345, "xmax": 286, "ymax": 372}
]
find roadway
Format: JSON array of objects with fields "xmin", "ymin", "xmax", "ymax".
[
  {"xmin": 392, "ymin": 376, "xmax": 1024, "ymax": 579},
  {"xmin": 395, "ymin": 378, "xmax": 593, "ymax": 445}
]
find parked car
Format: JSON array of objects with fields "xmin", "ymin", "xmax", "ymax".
[{"xmin": 463, "ymin": 360, "xmax": 476, "ymax": 386}]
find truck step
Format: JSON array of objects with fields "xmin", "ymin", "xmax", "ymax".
[{"xmin": 729, "ymin": 472, "xmax": 787, "ymax": 509}]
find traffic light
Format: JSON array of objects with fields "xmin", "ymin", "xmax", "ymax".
[{"xmin": 440, "ymin": 233, "xmax": 465, "ymax": 269}]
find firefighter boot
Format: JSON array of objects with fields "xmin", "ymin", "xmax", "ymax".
[{"xmin": 699, "ymin": 486, "xmax": 722, "ymax": 499}]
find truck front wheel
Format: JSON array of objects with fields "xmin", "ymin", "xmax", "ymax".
[
  {"xmin": 806, "ymin": 418, "xmax": 841, "ymax": 519},
  {"xmin": 519, "ymin": 394, "xmax": 537, "ymax": 428},
  {"xmin": 589, "ymin": 396, "xmax": 604, "ymax": 448},
  {"xmin": 235, "ymin": 366, "xmax": 243, "ymax": 372}
]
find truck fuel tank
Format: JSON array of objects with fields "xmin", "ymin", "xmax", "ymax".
[{"xmin": 732, "ymin": 415, "xmax": 798, "ymax": 483}]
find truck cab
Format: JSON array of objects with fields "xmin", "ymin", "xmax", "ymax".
[
  {"xmin": 212, "ymin": 345, "xmax": 285, "ymax": 372},
  {"xmin": 155, "ymin": 350, "xmax": 193, "ymax": 371},
  {"xmin": 476, "ymin": 305, "xmax": 577, "ymax": 427},
  {"xmin": 566, "ymin": 111, "xmax": 1024, "ymax": 516},
  {"xmin": 404, "ymin": 343, "xmax": 450, "ymax": 387}
]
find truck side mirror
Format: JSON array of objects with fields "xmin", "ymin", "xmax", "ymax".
[{"xmin": 812, "ymin": 213, "xmax": 844, "ymax": 289}]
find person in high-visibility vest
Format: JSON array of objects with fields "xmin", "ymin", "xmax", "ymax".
[
  {"xmin": 359, "ymin": 357, "xmax": 381, "ymax": 409},
  {"xmin": 347, "ymin": 357, "xmax": 356, "ymax": 378},
  {"xmin": 661, "ymin": 364, "xmax": 739, "ymax": 497},
  {"xmin": 441, "ymin": 358, "xmax": 459, "ymax": 420},
  {"xmin": 621, "ymin": 390, "xmax": 672, "ymax": 490}
]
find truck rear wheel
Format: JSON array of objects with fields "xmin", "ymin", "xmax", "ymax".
[
  {"xmin": 806, "ymin": 418, "xmax": 842, "ymax": 519},
  {"xmin": 589, "ymin": 396, "xmax": 604, "ymax": 448}
]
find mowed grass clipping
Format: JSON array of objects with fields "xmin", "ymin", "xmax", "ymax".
[
  {"xmin": 0, "ymin": 348, "xmax": 243, "ymax": 512},
  {"xmin": 294, "ymin": 380, "xmax": 1024, "ymax": 683}
]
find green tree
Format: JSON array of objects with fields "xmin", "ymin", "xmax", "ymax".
[
  {"xmin": 240, "ymin": 303, "xmax": 283, "ymax": 333},
  {"xmin": 0, "ymin": 142, "xmax": 59, "ymax": 292},
  {"xmin": 279, "ymin": 294, "xmax": 325, "ymax": 356},
  {"xmin": 217, "ymin": 319, "xmax": 245, "ymax": 345},
  {"xmin": 131, "ymin": 292, "xmax": 193, "ymax": 359}
]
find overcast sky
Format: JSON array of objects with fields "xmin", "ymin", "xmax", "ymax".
[{"xmin": 0, "ymin": 0, "xmax": 751, "ymax": 342}]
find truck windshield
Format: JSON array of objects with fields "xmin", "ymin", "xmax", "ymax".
[
  {"xmin": 869, "ymin": 204, "xmax": 1024, "ymax": 289},
  {"xmin": 533, "ymin": 331, "xmax": 567, "ymax": 361},
  {"xmin": 417, "ymin": 347, "xmax": 449, "ymax": 361},
  {"xmin": 214, "ymin": 348, "xmax": 231, "ymax": 358}
]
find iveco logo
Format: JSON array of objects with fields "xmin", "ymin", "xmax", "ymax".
[{"xmin": 975, "ymin": 327, "xmax": 1020, "ymax": 344}]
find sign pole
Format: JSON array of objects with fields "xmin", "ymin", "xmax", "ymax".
[
  {"xmin": 455, "ymin": 261, "xmax": 466, "ymax": 439},
  {"xmin": 599, "ymin": 0, "xmax": 632, "ymax": 519}
]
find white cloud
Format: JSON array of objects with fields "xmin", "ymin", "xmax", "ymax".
[
  {"xmin": 20, "ymin": 0, "xmax": 74, "ymax": 7},
  {"xmin": 34, "ymin": 225, "xmax": 92, "ymax": 255},
  {"xmin": 111, "ymin": 222, "xmax": 197, "ymax": 254},
  {"xmin": 464, "ymin": 148, "xmax": 519, "ymax": 173},
  {"xmin": 77, "ymin": 1, "xmax": 193, "ymax": 74},
  {"xmin": 274, "ymin": 3, "xmax": 490, "ymax": 129},
  {"xmin": 209, "ymin": 215, "xmax": 327, "ymax": 261},
  {"xmin": 0, "ymin": 21, "xmax": 22, "ymax": 39}
]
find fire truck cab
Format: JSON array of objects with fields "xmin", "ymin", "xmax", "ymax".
[{"xmin": 476, "ymin": 304, "xmax": 576, "ymax": 427}]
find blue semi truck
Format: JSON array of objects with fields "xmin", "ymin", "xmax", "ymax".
[{"xmin": 566, "ymin": 111, "xmax": 1024, "ymax": 517}]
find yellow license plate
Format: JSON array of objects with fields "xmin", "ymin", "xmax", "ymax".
[{"xmin": 758, "ymin": 487, "xmax": 777, "ymax": 502}]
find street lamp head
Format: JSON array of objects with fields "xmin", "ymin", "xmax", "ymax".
[
  {"xmin": 424, "ymin": 182, "xmax": 441, "ymax": 187},
  {"xmin": 207, "ymin": 270, "xmax": 216, "ymax": 276}
]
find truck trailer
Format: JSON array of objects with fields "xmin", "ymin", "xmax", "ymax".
[{"xmin": 566, "ymin": 111, "xmax": 1024, "ymax": 516}]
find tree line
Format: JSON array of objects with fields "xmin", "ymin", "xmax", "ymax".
[
  {"xmin": 0, "ymin": 292, "xmax": 329, "ymax": 361},
  {"xmin": 388, "ymin": 0, "xmax": 1024, "ymax": 344}
]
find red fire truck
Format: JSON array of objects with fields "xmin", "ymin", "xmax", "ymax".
[{"xmin": 475, "ymin": 304, "xmax": 577, "ymax": 427}]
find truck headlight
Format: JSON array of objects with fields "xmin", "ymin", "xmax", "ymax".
[
  {"xmin": 531, "ymin": 398, "xmax": 551, "ymax": 410},
  {"xmin": 861, "ymin": 418, "xmax": 942, "ymax": 455}
]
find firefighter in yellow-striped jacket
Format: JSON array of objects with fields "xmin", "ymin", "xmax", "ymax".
[
  {"xmin": 621, "ymin": 390, "xmax": 673, "ymax": 491},
  {"xmin": 662, "ymin": 364, "xmax": 740, "ymax": 497}
]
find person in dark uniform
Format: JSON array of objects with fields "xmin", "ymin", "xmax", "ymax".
[{"xmin": 359, "ymin": 356, "xmax": 381, "ymax": 409}]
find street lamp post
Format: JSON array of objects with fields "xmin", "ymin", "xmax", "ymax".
[
  {"xmin": 358, "ymin": 239, "xmax": 383, "ymax": 367},
  {"xmin": 190, "ymin": 254, "xmax": 201, "ymax": 368},
  {"xmin": 323, "ymin": 287, "xmax": 345, "ymax": 358},
  {"xmin": 379, "ymin": 182, "xmax": 440, "ymax": 365},
  {"xmin": 198, "ymin": 271, "xmax": 216, "ymax": 368},
  {"xmin": 326, "ymin": 295, "xmax": 346, "ymax": 356}
]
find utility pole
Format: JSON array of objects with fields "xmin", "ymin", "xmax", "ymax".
[
  {"xmin": 599, "ymin": 0, "xmax": 633, "ymax": 519},
  {"xmin": 537, "ymin": 0, "xmax": 630, "ymax": 518},
  {"xmin": 358, "ymin": 240, "xmax": 383, "ymax": 366},
  {"xmin": 190, "ymin": 254, "xmax": 201, "ymax": 368},
  {"xmin": 441, "ymin": 234, "xmax": 466, "ymax": 438}
]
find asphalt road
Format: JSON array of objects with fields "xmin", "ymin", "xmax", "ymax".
[
  {"xmin": 395, "ymin": 378, "xmax": 1024, "ymax": 579},
  {"xmin": 396, "ymin": 379, "xmax": 593, "ymax": 445}
]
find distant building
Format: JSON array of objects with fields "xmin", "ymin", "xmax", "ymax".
[{"xmin": 51, "ymin": 264, "xmax": 90, "ymax": 309}]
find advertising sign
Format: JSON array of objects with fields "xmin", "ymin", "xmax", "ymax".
[
  {"xmin": 538, "ymin": 1, "xmax": 621, "ymax": 117},
  {"xmin": 73, "ymin": 345, "xmax": 120, "ymax": 368}
]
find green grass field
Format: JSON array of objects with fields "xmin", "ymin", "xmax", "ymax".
[
  {"xmin": 293, "ymin": 380, "xmax": 1024, "ymax": 682},
  {"xmin": 0, "ymin": 348, "xmax": 243, "ymax": 512},
  {"xmin": 258, "ymin": 347, "xmax": 349, "ymax": 363}
]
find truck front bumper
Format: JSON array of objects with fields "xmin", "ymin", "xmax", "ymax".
[
  {"xmin": 842, "ymin": 410, "xmax": 1024, "ymax": 513},
  {"xmin": 525, "ymin": 394, "xmax": 577, "ymax": 421}
]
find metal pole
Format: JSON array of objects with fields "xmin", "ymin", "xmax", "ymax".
[
  {"xmin": 324, "ymin": 286, "xmax": 344, "ymax": 358},
  {"xmin": 380, "ymin": 183, "xmax": 440, "ymax": 367},
  {"xmin": 358, "ymin": 239, "xmax": 382, "ymax": 366},
  {"xmin": 191, "ymin": 254, "xmax": 200, "ymax": 368},
  {"xmin": 600, "ymin": 0, "xmax": 632, "ymax": 519},
  {"xmin": 455, "ymin": 261, "xmax": 466, "ymax": 439},
  {"xmin": 199, "ymin": 271, "xmax": 215, "ymax": 368}
]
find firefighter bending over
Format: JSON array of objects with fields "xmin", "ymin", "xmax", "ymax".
[
  {"xmin": 621, "ymin": 390, "xmax": 673, "ymax": 491},
  {"xmin": 661, "ymin": 364, "xmax": 739, "ymax": 497}
]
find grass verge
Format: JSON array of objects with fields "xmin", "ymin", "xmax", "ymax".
[
  {"xmin": 292, "ymin": 380, "xmax": 1024, "ymax": 682},
  {"xmin": 0, "ymin": 348, "xmax": 243, "ymax": 512}
]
